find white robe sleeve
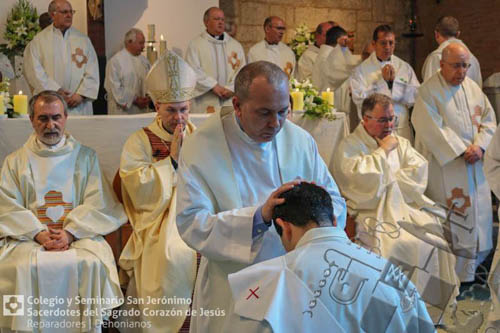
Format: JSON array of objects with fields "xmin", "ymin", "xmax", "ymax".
[
  {"xmin": 75, "ymin": 38, "xmax": 99, "ymax": 100},
  {"xmin": 247, "ymin": 47, "xmax": 257, "ymax": 64},
  {"xmin": 0, "ymin": 155, "xmax": 47, "ymax": 241},
  {"xmin": 395, "ymin": 138, "xmax": 429, "ymax": 204},
  {"xmin": 23, "ymin": 39, "xmax": 61, "ymax": 92},
  {"xmin": 474, "ymin": 94, "xmax": 497, "ymax": 151},
  {"xmin": 297, "ymin": 52, "xmax": 313, "ymax": 82},
  {"xmin": 185, "ymin": 41, "xmax": 218, "ymax": 95},
  {"xmin": 333, "ymin": 139, "xmax": 396, "ymax": 211},
  {"xmin": 64, "ymin": 149, "xmax": 126, "ymax": 239},
  {"xmin": 484, "ymin": 125, "xmax": 500, "ymax": 199},
  {"xmin": 104, "ymin": 56, "xmax": 134, "ymax": 109},
  {"xmin": 411, "ymin": 90, "xmax": 468, "ymax": 166},
  {"xmin": 350, "ymin": 67, "xmax": 390, "ymax": 113},
  {"xmin": 176, "ymin": 155, "xmax": 263, "ymax": 264}
]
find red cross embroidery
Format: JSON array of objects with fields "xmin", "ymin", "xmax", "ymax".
[{"xmin": 246, "ymin": 287, "xmax": 260, "ymax": 300}]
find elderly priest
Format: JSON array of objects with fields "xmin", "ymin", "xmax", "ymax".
[
  {"xmin": 0, "ymin": 91, "xmax": 127, "ymax": 332},
  {"xmin": 333, "ymin": 93, "xmax": 459, "ymax": 323},
  {"xmin": 118, "ymin": 51, "xmax": 197, "ymax": 332},
  {"xmin": 23, "ymin": 0, "xmax": 99, "ymax": 115},
  {"xmin": 412, "ymin": 42, "xmax": 496, "ymax": 282}
]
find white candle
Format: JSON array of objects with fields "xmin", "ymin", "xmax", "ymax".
[
  {"xmin": 147, "ymin": 24, "xmax": 155, "ymax": 41},
  {"xmin": 13, "ymin": 90, "xmax": 28, "ymax": 115},
  {"xmin": 159, "ymin": 34, "xmax": 167, "ymax": 56},
  {"xmin": 321, "ymin": 88, "xmax": 334, "ymax": 107},
  {"xmin": 290, "ymin": 89, "xmax": 304, "ymax": 111}
]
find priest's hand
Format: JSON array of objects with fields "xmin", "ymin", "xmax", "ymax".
[
  {"xmin": 212, "ymin": 85, "xmax": 233, "ymax": 99},
  {"xmin": 376, "ymin": 135, "xmax": 398, "ymax": 156},
  {"xmin": 67, "ymin": 93, "xmax": 83, "ymax": 108},
  {"xmin": 35, "ymin": 230, "xmax": 52, "ymax": 247},
  {"xmin": 42, "ymin": 229, "xmax": 74, "ymax": 251},
  {"xmin": 221, "ymin": 88, "xmax": 234, "ymax": 99},
  {"xmin": 262, "ymin": 180, "xmax": 301, "ymax": 223},
  {"xmin": 57, "ymin": 88, "xmax": 71, "ymax": 98},
  {"xmin": 464, "ymin": 144, "xmax": 483, "ymax": 164},
  {"xmin": 170, "ymin": 124, "xmax": 184, "ymax": 163},
  {"xmin": 382, "ymin": 64, "xmax": 395, "ymax": 82}
]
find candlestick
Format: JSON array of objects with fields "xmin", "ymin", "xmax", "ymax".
[
  {"xmin": 147, "ymin": 24, "xmax": 155, "ymax": 41},
  {"xmin": 291, "ymin": 89, "xmax": 304, "ymax": 111},
  {"xmin": 0, "ymin": 95, "xmax": 5, "ymax": 115},
  {"xmin": 13, "ymin": 91, "xmax": 28, "ymax": 115},
  {"xmin": 159, "ymin": 34, "xmax": 167, "ymax": 56},
  {"xmin": 321, "ymin": 88, "xmax": 334, "ymax": 107}
]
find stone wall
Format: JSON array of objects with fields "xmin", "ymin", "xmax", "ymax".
[{"xmin": 220, "ymin": 0, "xmax": 412, "ymax": 63}]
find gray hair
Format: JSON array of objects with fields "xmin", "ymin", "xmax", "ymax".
[
  {"xmin": 436, "ymin": 16, "xmax": 459, "ymax": 38},
  {"xmin": 203, "ymin": 7, "xmax": 220, "ymax": 22},
  {"xmin": 361, "ymin": 93, "xmax": 392, "ymax": 117},
  {"xmin": 235, "ymin": 61, "xmax": 288, "ymax": 104},
  {"xmin": 124, "ymin": 28, "xmax": 143, "ymax": 46},
  {"xmin": 48, "ymin": 0, "xmax": 68, "ymax": 13},
  {"xmin": 29, "ymin": 90, "xmax": 68, "ymax": 118}
]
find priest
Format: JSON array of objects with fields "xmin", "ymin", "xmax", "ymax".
[
  {"xmin": 311, "ymin": 26, "xmax": 340, "ymax": 91},
  {"xmin": 104, "ymin": 28, "xmax": 151, "ymax": 115},
  {"xmin": 333, "ymin": 93, "xmax": 459, "ymax": 323},
  {"xmin": 351, "ymin": 25, "xmax": 419, "ymax": 142},
  {"xmin": 296, "ymin": 21, "xmax": 335, "ymax": 82},
  {"xmin": 185, "ymin": 7, "xmax": 245, "ymax": 114},
  {"xmin": 117, "ymin": 51, "xmax": 198, "ymax": 333},
  {"xmin": 228, "ymin": 182, "xmax": 435, "ymax": 332},
  {"xmin": 411, "ymin": 42, "xmax": 496, "ymax": 282},
  {"xmin": 0, "ymin": 91, "xmax": 126, "ymax": 331},
  {"xmin": 23, "ymin": 0, "xmax": 99, "ymax": 115},
  {"xmin": 176, "ymin": 61, "xmax": 346, "ymax": 332},
  {"xmin": 247, "ymin": 16, "xmax": 296, "ymax": 78},
  {"xmin": 422, "ymin": 16, "xmax": 481, "ymax": 87}
]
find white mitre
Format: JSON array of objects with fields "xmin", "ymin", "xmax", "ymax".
[{"xmin": 145, "ymin": 50, "xmax": 197, "ymax": 104}]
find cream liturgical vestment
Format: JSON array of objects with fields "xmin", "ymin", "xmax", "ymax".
[
  {"xmin": 421, "ymin": 38, "xmax": 482, "ymax": 87},
  {"xmin": 118, "ymin": 117, "xmax": 197, "ymax": 332},
  {"xmin": 185, "ymin": 31, "xmax": 245, "ymax": 114},
  {"xmin": 484, "ymin": 124, "xmax": 500, "ymax": 327},
  {"xmin": 351, "ymin": 52, "xmax": 419, "ymax": 142},
  {"xmin": 0, "ymin": 134, "xmax": 126, "ymax": 332},
  {"xmin": 23, "ymin": 25, "xmax": 99, "ymax": 115},
  {"xmin": 176, "ymin": 109, "xmax": 347, "ymax": 332},
  {"xmin": 311, "ymin": 44, "xmax": 334, "ymax": 91},
  {"xmin": 333, "ymin": 124, "xmax": 460, "ymax": 323},
  {"xmin": 411, "ymin": 72, "xmax": 496, "ymax": 282},
  {"xmin": 104, "ymin": 48, "xmax": 151, "ymax": 115},
  {"xmin": 247, "ymin": 41, "xmax": 296, "ymax": 78},
  {"xmin": 228, "ymin": 227, "xmax": 435, "ymax": 332},
  {"xmin": 296, "ymin": 44, "xmax": 319, "ymax": 82}
]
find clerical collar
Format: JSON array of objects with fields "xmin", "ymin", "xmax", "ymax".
[
  {"xmin": 314, "ymin": 43, "xmax": 321, "ymax": 49},
  {"xmin": 208, "ymin": 32, "xmax": 224, "ymax": 40},
  {"xmin": 265, "ymin": 39, "xmax": 278, "ymax": 46},
  {"xmin": 233, "ymin": 113, "xmax": 271, "ymax": 149},
  {"xmin": 377, "ymin": 56, "xmax": 391, "ymax": 63}
]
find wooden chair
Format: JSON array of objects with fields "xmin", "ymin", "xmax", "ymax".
[{"xmin": 104, "ymin": 171, "xmax": 133, "ymax": 262}]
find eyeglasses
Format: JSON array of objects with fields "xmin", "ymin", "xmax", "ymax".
[
  {"xmin": 365, "ymin": 114, "xmax": 398, "ymax": 124},
  {"xmin": 271, "ymin": 26, "xmax": 286, "ymax": 31},
  {"xmin": 55, "ymin": 9, "xmax": 76, "ymax": 15},
  {"xmin": 443, "ymin": 61, "xmax": 471, "ymax": 70}
]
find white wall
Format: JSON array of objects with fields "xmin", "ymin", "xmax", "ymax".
[
  {"xmin": 0, "ymin": 0, "xmax": 87, "ymax": 44},
  {"xmin": 104, "ymin": 0, "xmax": 218, "ymax": 59}
]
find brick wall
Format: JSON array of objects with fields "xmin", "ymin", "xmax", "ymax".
[
  {"xmin": 415, "ymin": 0, "xmax": 500, "ymax": 81},
  {"xmin": 220, "ymin": 0, "xmax": 412, "ymax": 63}
]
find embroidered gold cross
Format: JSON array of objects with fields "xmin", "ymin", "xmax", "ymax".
[
  {"xmin": 446, "ymin": 187, "xmax": 471, "ymax": 215},
  {"xmin": 71, "ymin": 48, "xmax": 88, "ymax": 68},
  {"xmin": 228, "ymin": 52, "xmax": 241, "ymax": 71}
]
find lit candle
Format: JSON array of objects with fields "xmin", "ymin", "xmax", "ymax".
[
  {"xmin": 290, "ymin": 89, "xmax": 304, "ymax": 111},
  {"xmin": 147, "ymin": 45, "xmax": 155, "ymax": 64},
  {"xmin": 152, "ymin": 47, "xmax": 158, "ymax": 63},
  {"xmin": 147, "ymin": 24, "xmax": 155, "ymax": 41},
  {"xmin": 321, "ymin": 88, "xmax": 334, "ymax": 107},
  {"xmin": 13, "ymin": 91, "xmax": 28, "ymax": 115},
  {"xmin": 0, "ymin": 95, "xmax": 5, "ymax": 115},
  {"xmin": 159, "ymin": 34, "xmax": 167, "ymax": 56}
]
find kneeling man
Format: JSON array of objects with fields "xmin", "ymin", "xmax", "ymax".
[
  {"xmin": 0, "ymin": 91, "xmax": 127, "ymax": 331},
  {"xmin": 228, "ymin": 183, "xmax": 434, "ymax": 332}
]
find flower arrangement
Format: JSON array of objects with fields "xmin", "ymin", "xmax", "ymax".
[
  {"xmin": 0, "ymin": 78, "xmax": 13, "ymax": 111},
  {"xmin": 290, "ymin": 78, "xmax": 335, "ymax": 121},
  {"xmin": 288, "ymin": 24, "xmax": 315, "ymax": 60},
  {"xmin": 0, "ymin": 0, "xmax": 40, "ymax": 58}
]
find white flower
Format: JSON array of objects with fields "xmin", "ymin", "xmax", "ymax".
[{"xmin": 15, "ymin": 26, "xmax": 27, "ymax": 36}]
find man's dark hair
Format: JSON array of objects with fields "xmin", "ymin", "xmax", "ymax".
[
  {"xmin": 361, "ymin": 93, "xmax": 392, "ymax": 117},
  {"xmin": 373, "ymin": 24, "xmax": 393, "ymax": 41},
  {"xmin": 325, "ymin": 26, "xmax": 347, "ymax": 46},
  {"xmin": 435, "ymin": 16, "xmax": 459, "ymax": 38},
  {"xmin": 315, "ymin": 21, "xmax": 337, "ymax": 35},
  {"xmin": 39, "ymin": 12, "xmax": 53, "ymax": 29},
  {"xmin": 272, "ymin": 183, "xmax": 334, "ymax": 236},
  {"xmin": 234, "ymin": 61, "xmax": 288, "ymax": 104}
]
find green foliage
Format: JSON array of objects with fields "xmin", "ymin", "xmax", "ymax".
[
  {"xmin": 288, "ymin": 24, "xmax": 315, "ymax": 60},
  {"xmin": 290, "ymin": 78, "xmax": 336, "ymax": 121},
  {"xmin": 0, "ymin": 0, "xmax": 40, "ymax": 57}
]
